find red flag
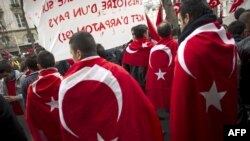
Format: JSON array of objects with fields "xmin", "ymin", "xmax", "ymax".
[
  {"xmin": 146, "ymin": 36, "xmax": 178, "ymax": 109},
  {"xmin": 122, "ymin": 37, "xmax": 154, "ymax": 67},
  {"xmin": 156, "ymin": 4, "xmax": 163, "ymax": 26},
  {"xmin": 170, "ymin": 22, "xmax": 238, "ymax": 141},
  {"xmin": 145, "ymin": 14, "xmax": 160, "ymax": 42},
  {"xmin": 59, "ymin": 56, "xmax": 163, "ymax": 141},
  {"xmin": 229, "ymin": 0, "xmax": 244, "ymax": 13},
  {"xmin": 208, "ymin": 0, "xmax": 220, "ymax": 8},
  {"xmin": 173, "ymin": 2, "xmax": 181, "ymax": 15},
  {"xmin": 26, "ymin": 68, "xmax": 63, "ymax": 141}
]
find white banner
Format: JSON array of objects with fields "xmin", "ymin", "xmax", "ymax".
[{"xmin": 24, "ymin": 0, "xmax": 146, "ymax": 61}]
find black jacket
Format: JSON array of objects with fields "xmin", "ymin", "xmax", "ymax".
[
  {"xmin": 0, "ymin": 95, "xmax": 27, "ymax": 141},
  {"xmin": 237, "ymin": 36, "xmax": 250, "ymax": 106}
]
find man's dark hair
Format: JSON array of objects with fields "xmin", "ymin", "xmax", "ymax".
[
  {"xmin": 69, "ymin": 32, "xmax": 97, "ymax": 54},
  {"xmin": 133, "ymin": 24, "xmax": 148, "ymax": 39},
  {"xmin": 0, "ymin": 61, "xmax": 12, "ymax": 73},
  {"xmin": 228, "ymin": 21, "xmax": 246, "ymax": 35},
  {"xmin": 37, "ymin": 51, "xmax": 55, "ymax": 69},
  {"xmin": 239, "ymin": 11, "xmax": 250, "ymax": 29},
  {"xmin": 234, "ymin": 8, "xmax": 245, "ymax": 20},
  {"xmin": 25, "ymin": 55, "xmax": 38, "ymax": 71},
  {"xmin": 96, "ymin": 43, "xmax": 106, "ymax": 59},
  {"xmin": 180, "ymin": 0, "xmax": 213, "ymax": 22},
  {"xmin": 157, "ymin": 21, "xmax": 172, "ymax": 38}
]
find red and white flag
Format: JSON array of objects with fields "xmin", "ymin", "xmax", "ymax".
[
  {"xmin": 122, "ymin": 37, "xmax": 154, "ymax": 67},
  {"xmin": 208, "ymin": 0, "xmax": 220, "ymax": 9},
  {"xmin": 156, "ymin": 4, "xmax": 163, "ymax": 26},
  {"xmin": 170, "ymin": 22, "xmax": 238, "ymax": 141},
  {"xmin": 145, "ymin": 14, "xmax": 160, "ymax": 42},
  {"xmin": 26, "ymin": 68, "xmax": 62, "ymax": 141},
  {"xmin": 146, "ymin": 37, "xmax": 178, "ymax": 109},
  {"xmin": 59, "ymin": 56, "xmax": 163, "ymax": 141},
  {"xmin": 229, "ymin": 0, "xmax": 244, "ymax": 13},
  {"xmin": 173, "ymin": 2, "xmax": 181, "ymax": 15}
]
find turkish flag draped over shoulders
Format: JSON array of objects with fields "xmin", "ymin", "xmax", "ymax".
[
  {"xmin": 26, "ymin": 68, "xmax": 63, "ymax": 141},
  {"xmin": 170, "ymin": 22, "xmax": 238, "ymax": 141},
  {"xmin": 59, "ymin": 56, "xmax": 163, "ymax": 141},
  {"xmin": 146, "ymin": 37, "xmax": 178, "ymax": 109},
  {"xmin": 229, "ymin": 0, "xmax": 244, "ymax": 13},
  {"xmin": 122, "ymin": 37, "xmax": 154, "ymax": 67}
]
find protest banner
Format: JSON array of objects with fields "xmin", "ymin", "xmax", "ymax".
[{"xmin": 24, "ymin": 0, "xmax": 146, "ymax": 61}]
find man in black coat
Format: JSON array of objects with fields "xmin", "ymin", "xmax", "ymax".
[{"xmin": 0, "ymin": 94, "xmax": 27, "ymax": 141}]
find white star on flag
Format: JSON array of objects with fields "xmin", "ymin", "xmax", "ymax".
[
  {"xmin": 46, "ymin": 97, "xmax": 59, "ymax": 112},
  {"xmin": 142, "ymin": 42, "xmax": 148, "ymax": 48},
  {"xmin": 200, "ymin": 81, "xmax": 226, "ymax": 112},
  {"xmin": 155, "ymin": 69, "xmax": 166, "ymax": 80}
]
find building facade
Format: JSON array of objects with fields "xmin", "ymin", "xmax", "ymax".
[{"xmin": 0, "ymin": 0, "xmax": 38, "ymax": 57}]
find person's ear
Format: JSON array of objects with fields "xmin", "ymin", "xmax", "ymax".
[
  {"xmin": 183, "ymin": 13, "xmax": 190, "ymax": 25},
  {"xmin": 76, "ymin": 49, "xmax": 83, "ymax": 60}
]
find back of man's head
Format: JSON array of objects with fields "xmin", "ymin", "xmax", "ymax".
[
  {"xmin": 37, "ymin": 51, "xmax": 55, "ymax": 69},
  {"xmin": 228, "ymin": 21, "xmax": 246, "ymax": 35},
  {"xmin": 234, "ymin": 8, "xmax": 245, "ymax": 20},
  {"xmin": 180, "ymin": 0, "xmax": 213, "ymax": 22},
  {"xmin": 157, "ymin": 21, "xmax": 172, "ymax": 38},
  {"xmin": 133, "ymin": 24, "xmax": 148, "ymax": 39},
  {"xmin": 96, "ymin": 43, "xmax": 106, "ymax": 59},
  {"xmin": 25, "ymin": 55, "xmax": 38, "ymax": 71},
  {"xmin": 239, "ymin": 11, "xmax": 250, "ymax": 33},
  {"xmin": 0, "ymin": 61, "xmax": 12, "ymax": 74},
  {"xmin": 69, "ymin": 32, "xmax": 97, "ymax": 54}
]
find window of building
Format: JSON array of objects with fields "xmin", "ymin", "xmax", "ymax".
[
  {"xmin": 15, "ymin": 13, "xmax": 25, "ymax": 28},
  {"xmin": 11, "ymin": 0, "xmax": 20, "ymax": 5},
  {"xmin": 1, "ymin": 36, "xmax": 10, "ymax": 46}
]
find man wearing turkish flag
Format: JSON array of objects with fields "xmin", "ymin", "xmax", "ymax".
[
  {"xmin": 122, "ymin": 24, "xmax": 154, "ymax": 91},
  {"xmin": 146, "ymin": 21, "xmax": 178, "ymax": 110},
  {"xmin": 26, "ymin": 51, "xmax": 63, "ymax": 141},
  {"xmin": 171, "ymin": 0, "xmax": 238, "ymax": 141},
  {"xmin": 59, "ymin": 32, "xmax": 163, "ymax": 141}
]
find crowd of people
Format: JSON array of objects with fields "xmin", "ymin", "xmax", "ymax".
[{"xmin": 0, "ymin": 0, "xmax": 250, "ymax": 141}]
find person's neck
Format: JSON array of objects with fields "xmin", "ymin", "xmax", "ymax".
[{"xmin": 81, "ymin": 52, "xmax": 98, "ymax": 60}]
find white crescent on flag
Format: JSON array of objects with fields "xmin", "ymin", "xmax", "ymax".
[
  {"xmin": 59, "ymin": 63, "xmax": 123, "ymax": 138},
  {"xmin": 125, "ymin": 45, "xmax": 138, "ymax": 54},
  {"xmin": 178, "ymin": 23, "xmax": 235, "ymax": 79},
  {"xmin": 149, "ymin": 44, "xmax": 172, "ymax": 68}
]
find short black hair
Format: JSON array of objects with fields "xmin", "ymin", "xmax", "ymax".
[
  {"xmin": 180, "ymin": 0, "xmax": 213, "ymax": 22},
  {"xmin": 239, "ymin": 11, "xmax": 250, "ymax": 29},
  {"xmin": 37, "ymin": 51, "xmax": 55, "ymax": 69},
  {"xmin": 157, "ymin": 21, "xmax": 172, "ymax": 38},
  {"xmin": 133, "ymin": 24, "xmax": 148, "ymax": 38},
  {"xmin": 228, "ymin": 21, "xmax": 246, "ymax": 35},
  {"xmin": 0, "ymin": 61, "xmax": 12, "ymax": 73},
  {"xmin": 234, "ymin": 8, "xmax": 245, "ymax": 20},
  {"xmin": 25, "ymin": 55, "xmax": 38, "ymax": 71},
  {"xmin": 96, "ymin": 43, "xmax": 106, "ymax": 59},
  {"xmin": 69, "ymin": 32, "xmax": 97, "ymax": 53}
]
